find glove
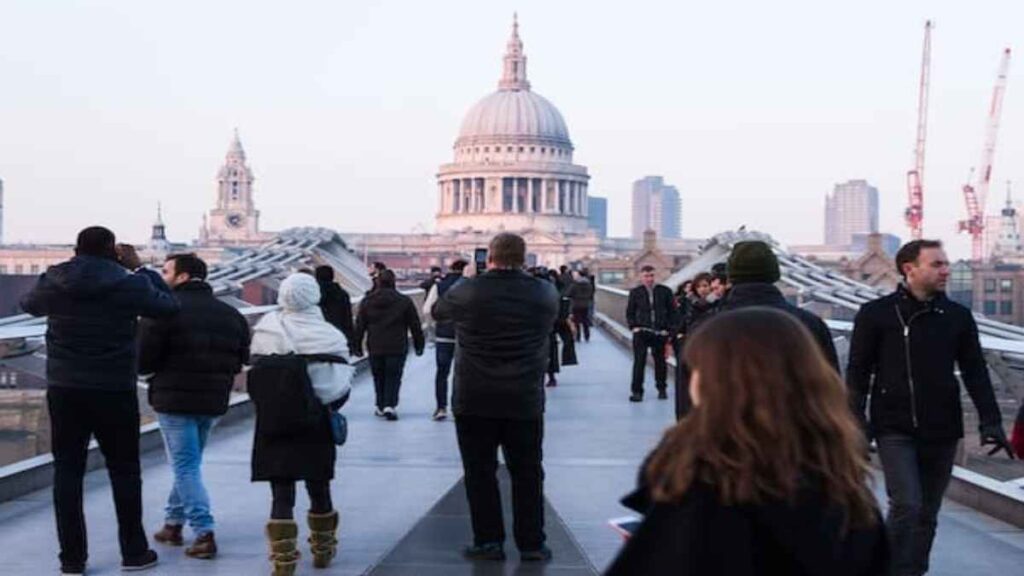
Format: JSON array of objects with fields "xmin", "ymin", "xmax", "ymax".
[{"xmin": 979, "ymin": 424, "xmax": 1015, "ymax": 459}]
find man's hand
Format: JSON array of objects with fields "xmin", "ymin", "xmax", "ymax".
[
  {"xmin": 415, "ymin": 347, "xmax": 424, "ymax": 357},
  {"xmin": 115, "ymin": 243, "xmax": 143, "ymax": 270},
  {"xmin": 980, "ymin": 424, "xmax": 1015, "ymax": 459},
  {"xmin": 631, "ymin": 328, "xmax": 640, "ymax": 333}
]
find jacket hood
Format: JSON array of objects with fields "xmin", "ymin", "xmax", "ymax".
[
  {"xmin": 174, "ymin": 280, "xmax": 213, "ymax": 294},
  {"xmin": 277, "ymin": 273, "xmax": 322, "ymax": 312},
  {"xmin": 362, "ymin": 287, "xmax": 404, "ymax": 311},
  {"xmin": 720, "ymin": 282, "xmax": 786, "ymax": 309},
  {"xmin": 45, "ymin": 256, "xmax": 129, "ymax": 296}
]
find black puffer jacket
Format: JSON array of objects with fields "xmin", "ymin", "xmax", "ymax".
[
  {"xmin": 353, "ymin": 288, "xmax": 425, "ymax": 356},
  {"xmin": 717, "ymin": 283, "xmax": 840, "ymax": 372},
  {"xmin": 432, "ymin": 269, "xmax": 559, "ymax": 419},
  {"xmin": 139, "ymin": 281, "xmax": 251, "ymax": 416},
  {"xmin": 21, "ymin": 256, "xmax": 179, "ymax": 391},
  {"xmin": 318, "ymin": 280, "xmax": 354, "ymax": 342},
  {"xmin": 847, "ymin": 285, "xmax": 1001, "ymax": 440},
  {"xmin": 606, "ymin": 480, "xmax": 889, "ymax": 576},
  {"xmin": 565, "ymin": 279, "xmax": 595, "ymax": 312}
]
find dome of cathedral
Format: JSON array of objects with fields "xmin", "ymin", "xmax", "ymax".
[{"xmin": 457, "ymin": 90, "xmax": 570, "ymax": 146}]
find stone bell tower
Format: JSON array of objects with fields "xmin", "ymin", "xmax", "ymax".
[{"xmin": 201, "ymin": 129, "xmax": 261, "ymax": 245}]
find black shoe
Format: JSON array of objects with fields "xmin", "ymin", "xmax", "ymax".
[
  {"xmin": 629, "ymin": 393, "xmax": 643, "ymax": 402},
  {"xmin": 657, "ymin": 389, "xmax": 668, "ymax": 400},
  {"xmin": 60, "ymin": 563, "xmax": 85, "ymax": 576},
  {"xmin": 384, "ymin": 407, "xmax": 399, "ymax": 421},
  {"xmin": 462, "ymin": 542, "xmax": 506, "ymax": 561},
  {"xmin": 520, "ymin": 546, "xmax": 553, "ymax": 562},
  {"xmin": 122, "ymin": 549, "xmax": 159, "ymax": 571}
]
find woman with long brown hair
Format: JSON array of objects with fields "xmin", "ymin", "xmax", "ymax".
[{"xmin": 607, "ymin": 307, "xmax": 888, "ymax": 576}]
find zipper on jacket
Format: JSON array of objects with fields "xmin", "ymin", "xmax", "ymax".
[{"xmin": 894, "ymin": 304, "xmax": 928, "ymax": 429}]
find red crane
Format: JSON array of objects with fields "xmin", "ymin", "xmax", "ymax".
[
  {"xmin": 905, "ymin": 21, "xmax": 932, "ymax": 240},
  {"xmin": 960, "ymin": 48, "xmax": 1012, "ymax": 261}
]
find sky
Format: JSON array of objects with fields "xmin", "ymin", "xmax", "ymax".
[{"xmin": 1, "ymin": 0, "xmax": 1023, "ymax": 259}]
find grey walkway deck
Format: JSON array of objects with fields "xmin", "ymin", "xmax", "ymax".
[{"xmin": 1, "ymin": 329, "xmax": 1023, "ymax": 574}]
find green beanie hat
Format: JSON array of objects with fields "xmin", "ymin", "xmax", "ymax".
[{"xmin": 727, "ymin": 241, "xmax": 780, "ymax": 284}]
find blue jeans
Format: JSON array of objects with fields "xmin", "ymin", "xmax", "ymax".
[
  {"xmin": 876, "ymin": 434, "xmax": 958, "ymax": 576},
  {"xmin": 158, "ymin": 413, "xmax": 218, "ymax": 536}
]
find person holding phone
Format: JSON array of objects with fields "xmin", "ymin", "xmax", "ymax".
[{"xmin": 21, "ymin": 227, "xmax": 179, "ymax": 574}]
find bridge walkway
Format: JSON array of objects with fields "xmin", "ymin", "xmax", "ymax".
[{"xmin": 0, "ymin": 330, "xmax": 1022, "ymax": 574}]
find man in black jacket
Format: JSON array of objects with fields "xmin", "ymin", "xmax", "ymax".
[
  {"xmin": 353, "ymin": 269, "xmax": 425, "ymax": 421},
  {"xmin": 21, "ymin": 227, "xmax": 179, "ymax": 574},
  {"xmin": 432, "ymin": 233, "xmax": 559, "ymax": 563},
  {"xmin": 138, "ymin": 253, "xmax": 250, "ymax": 560},
  {"xmin": 718, "ymin": 241, "xmax": 840, "ymax": 371},
  {"xmin": 315, "ymin": 265, "xmax": 354, "ymax": 342},
  {"xmin": 847, "ymin": 239, "xmax": 1011, "ymax": 576},
  {"xmin": 625, "ymin": 265, "xmax": 675, "ymax": 402},
  {"xmin": 423, "ymin": 259, "xmax": 467, "ymax": 420}
]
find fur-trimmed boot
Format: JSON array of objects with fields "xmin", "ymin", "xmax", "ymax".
[
  {"xmin": 266, "ymin": 520, "xmax": 300, "ymax": 576},
  {"xmin": 307, "ymin": 510, "xmax": 339, "ymax": 569}
]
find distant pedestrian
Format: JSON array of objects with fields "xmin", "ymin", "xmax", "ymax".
[
  {"xmin": 625, "ymin": 266, "xmax": 674, "ymax": 402},
  {"xmin": 433, "ymin": 233, "xmax": 559, "ymax": 562},
  {"xmin": 607, "ymin": 308, "xmax": 889, "ymax": 576},
  {"xmin": 847, "ymin": 239, "xmax": 1012, "ymax": 576},
  {"xmin": 366, "ymin": 261, "xmax": 387, "ymax": 295},
  {"xmin": 353, "ymin": 269, "xmax": 425, "ymax": 420},
  {"xmin": 671, "ymin": 272, "xmax": 714, "ymax": 418},
  {"xmin": 420, "ymin": 266, "xmax": 443, "ymax": 292},
  {"xmin": 139, "ymin": 253, "xmax": 250, "ymax": 560},
  {"xmin": 565, "ymin": 270, "xmax": 595, "ymax": 343},
  {"xmin": 718, "ymin": 240, "xmax": 840, "ymax": 371},
  {"xmin": 422, "ymin": 259, "xmax": 468, "ymax": 420},
  {"xmin": 249, "ymin": 273, "xmax": 354, "ymax": 574},
  {"xmin": 315, "ymin": 265, "xmax": 354, "ymax": 343},
  {"xmin": 21, "ymin": 227, "xmax": 179, "ymax": 574}
]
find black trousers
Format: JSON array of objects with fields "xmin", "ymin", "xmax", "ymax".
[
  {"xmin": 434, "ymin": 342, "xmax": 455, "ymax": 410},
  {"xmin": 631, "ymin": 331, "xmax": 667, "ymax": 395},
  {"xmin": 369, "ymin": 353, "xmax": 407, "ymax": 410},
  {"xmin": 455, "ymin": 415, "xmax": 545, "ymax": 551},
  {"xmin": 876, "ymin": 434, "xmax": 958, "ymax": 576},
  {"xmin": 47, "ymin": 387, "xmax": 149, "ymax": 567},
  {"xmin": 571, "ymin": 308, "xmax": 591, "ymax": 342},
  {"xmin": 269, "ymin": 479, "xmax": 333, "ymax": 519}
]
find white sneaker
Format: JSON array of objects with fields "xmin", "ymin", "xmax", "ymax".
[
  {"xmin": 432, "ymin": 408, "xmax": 448, "ymax": 421},
  {"xmin": 384, "ymin": 407, "xmax": 398, "ymax": 421},
  {"xmin": 374, "ymin": 408, "xmax": 385, "ymax": 417}
]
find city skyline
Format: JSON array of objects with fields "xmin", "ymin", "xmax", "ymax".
[{"xmin": 1, "ymin": 1, "xmax": 1023, "ymax": 258}]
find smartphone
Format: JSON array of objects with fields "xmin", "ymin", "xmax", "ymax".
[
  {"xmin": 474, "ymin": 248, "xmax": 488, "ymax": 275},
  {"xmin": 608, "ymin": 516, "xmax": 642, "ymax": 540}
]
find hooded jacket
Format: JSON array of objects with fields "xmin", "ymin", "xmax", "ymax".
[
  {"xmin": 717, "ymin": 283, "xmax": 840, "ymax": 372},
  {"xmin": 139, "ymin": 280, "xmax": 251, "ymax": 416},
  {"xmin": 318, "ymin": 280, "xmax": 354, "ymax": 342},
  {"xmin": 251, "ymin": 273, "xmax": 354, "ymax": 404},
  {"xmin": 565, "ymin": 278, "xmax": 596, "ymax": 312},
  {"xmin": 606, "ymin": 481, "xmax": 889, "ymax": 576},
  {"xmin": 21, "ymin": 255, "xmax": 179, "ymax": 391},
  {"xmin": 353, "ymin": 287, "xmax": 425, "ymax": 357},
  {"xmin": 847, "ymin": 284, "xmax": 1001, "ymax": 440}
]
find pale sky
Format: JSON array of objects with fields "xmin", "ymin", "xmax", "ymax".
[{"xmin": 1, "ymin": 0, "xmax": 1023, "ymax": 259}]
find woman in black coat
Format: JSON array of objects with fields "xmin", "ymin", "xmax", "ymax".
[{"xmin": 607, "ymin": 308, "xmax": 889, "ymax": 576}]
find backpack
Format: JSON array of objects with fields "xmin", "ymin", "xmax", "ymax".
[{"xmin": 248, "ymin": 354, "xmax": 344, "ymax": 438}]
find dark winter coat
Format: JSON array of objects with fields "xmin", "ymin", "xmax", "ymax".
[
  {"xmin": 626, "ymin": 284, "xmax": 676, "ymax": 332},
  {"xmin": 21, "ymin": 256, "xmax": 179, "ymax": 391},
  {"xmin": 847, "ymin": 285, "xmax": 1002, "ymax": 440},
  {"xmin": 318, "ymin": 280, "xmax": 354, "ymax": 342},
  {"xmin": 717, "ymin": 283, "xmax": 841, "ymax": 372},
  {"xmin": 432, "ymin": 269, "xmax": 559, "ymax": 419},
  {"xmin": 565, "ymin": 279, "xmax": 595, "ymax": 312},
  {"xmin": 434, "ymin": 273, "xmax": 463, "ymax": 341},
  {"xmin": 606, "ymin": 481, "xmax": 889, "ymax": 576},
  {"xmin": 353, "ymin": 288, "xmax": 425, "ymax": 357},
  {"xmin": 138, "ymin": 281, "xmax": 251, "ymax": 416}
]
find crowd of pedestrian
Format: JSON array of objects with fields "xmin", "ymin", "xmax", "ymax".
[{"xmin": 21, "ymin": 226, "xmax": 1020, "ymax": 576}]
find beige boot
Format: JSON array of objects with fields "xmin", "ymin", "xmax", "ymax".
[
  {"xmin": 266, "ymin": 520, "xmax": 300, "ymax": 576},
  {"xmin": 307, "ymin": 510, "xmax": 339, "ymax": 569}
]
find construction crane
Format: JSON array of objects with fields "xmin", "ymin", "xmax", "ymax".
[
  {"xmin": 905, "ymin": 21, "xmax": 932, "ymax": 240},
  {"xmin": 959, "ymin": 48, "xmax": 1012, "ymax": 261}
]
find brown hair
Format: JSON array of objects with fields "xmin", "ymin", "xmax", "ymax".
[
  {"xmin": 895, "ymin": 239, "xmax": 943, "ymax": 279},
  {"xmin": 640, "ymin": 265, "xmax": 655, "ymax": 274},
  {"xmin": 489, "ymin": 233, "xmax": 526, "ymax": 268},
  {"xmin": 690, "ymin": 272, "xmax": 712, "ymax": 296},
  {"xmin": 645, "ymin": 307, "xmax": 876, "ymax": 529}
]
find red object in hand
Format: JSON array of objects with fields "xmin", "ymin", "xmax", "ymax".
[{"xmin": 1011, "ymin": 421, "xmax": 1024, "ymax": 460}]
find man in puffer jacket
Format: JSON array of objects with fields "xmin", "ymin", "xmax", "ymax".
[
  {"xmin": 138, "ymin": 253, "xmax": 250, "ymax": 559},
  {"xmin": 21, "ymin": 226, "xmax": 178, "ymax": 574}
]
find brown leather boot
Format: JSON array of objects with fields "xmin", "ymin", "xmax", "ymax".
[
  {"xmin": 185, "ymin": 532, "xmax": 217, "ymax": 560},
  {"xmin": 266, "ymin": 520, "xmax": 300, "ymax": 576},
  {"xmin": 307, "ymin": 511, "xmax": 339, "ymax": 569},
  {"xmin": 153, "ymin": 523, "xmax": 184, "ymax": 546}
]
